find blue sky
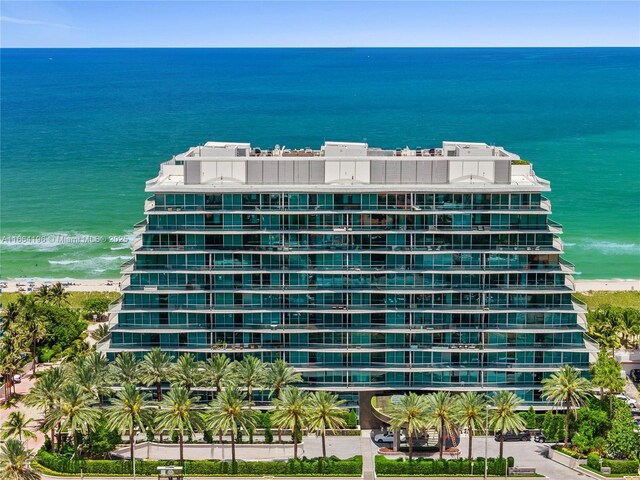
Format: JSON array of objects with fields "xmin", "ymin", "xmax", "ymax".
[{"xmin": 1, "ymin": 1, "xmax": 639, "ymax": 48}]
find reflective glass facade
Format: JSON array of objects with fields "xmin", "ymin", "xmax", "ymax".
[{"xmin": 105, "ymin": 141, "xmax": 592, "ymax": 407}]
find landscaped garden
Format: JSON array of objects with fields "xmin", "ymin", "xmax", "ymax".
[{"xmin": 1, "ymin": 286, "xmax": 639, "ymax": 478}]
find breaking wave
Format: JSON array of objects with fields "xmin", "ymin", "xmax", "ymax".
[
  {"xmin": 578, "ymin": 239, "xmax": 640, "ymax": 255},
  {"xmin": 48, "ymin": 254, "xmax": 131, "ymax": 274}
]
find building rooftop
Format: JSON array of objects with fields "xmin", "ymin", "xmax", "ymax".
[{"xmin": 146, "ymin": 141, "xmax": 550, "ymax": 193}]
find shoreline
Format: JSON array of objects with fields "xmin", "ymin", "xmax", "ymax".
[{"xmin": 1, "ymin": 278, "xmax": 639, "ymax": 294}]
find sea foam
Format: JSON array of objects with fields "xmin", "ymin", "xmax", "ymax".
[{"xmin": 579, "ymin": 239, "xmax": 640, "ymax": 255}]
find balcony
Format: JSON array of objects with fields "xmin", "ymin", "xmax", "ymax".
[
  {"xmin": 116, "ymin": 303, "xmax": 583, "ymax": 313},
  {"xmin": 120, "ymin": 259, "xmax": 134, "ymax": 274},
  {"xmin": 133, "ymin": 220, "xmax": 147, "ymax": 234},
  {"xmin": 109, "ymin": 341, "xmax": 590, "ymax": 353},
  {"xmin": 144, "ymin": 196, "xmax": 155, "ymax": 212}
]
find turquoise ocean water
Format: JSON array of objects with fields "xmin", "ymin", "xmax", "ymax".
[{"xmin": 1, "ymin": 48, "xmax": 639, "ymax": 280}]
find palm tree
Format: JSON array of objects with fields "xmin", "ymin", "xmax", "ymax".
[
  {"xmin": 271, "ymin": 386, "xmax": 310, "ymax": 459},
  {"xmin": 206, "ymin": 385, "xmax": 257, "ymax": 468},
  {"xmin": 168, "ymin": 353, "xmax": 202, "ymax": 392},
  {"xmin": 106, "ymin": 383, "xmax": 154, "ymax": 468},
  {"xmin": 542, "ymin": 365, "xmax": 592, "ymax": 447},
  {"xmin": 44, "ymin": 382, "xmax": 101, "ymax": 453},
  {"xmin": 49, "ymin": 282, "xmax": 70, "ymax": 307},
  {"xmin": 202, "ymin": 353, "xmax": 232, "ymax": 397},
  {"xmin": 140, "ymin": 348, "xmax": 172, "ymax": 401},
  {"xmin": 0, "ymin": 348, "xmax": 22, "ymax": 398},
  {"xmin": 72, "ymin": 356, "xmax": 108, "ymax": 409},
  {"xmin": 386, "ymin": 392, "xmax": 429, "ymax": 460},
  {"xmin": 265, "ymin": 358, "xmax": 302, "ymax": 443},
  {"xmin": 588, "ymin": 305, "xmax": 622, "ymax": 355},
  {"xmin": 266, "ymin": 359, "xmax": 303, "ymax": 399},
  {"xmin": 25, "ymin": 366, "xmax": 67, "ymax": 448},
  {"xmin": 18, "ymin": 303, "xmax": 47, "ymax": 376},
  {"xmin": 454, "ymin": 392, "xmax": 487, "ymax": 460},
  {"xmin": 84, "ymin": 351, "xmax": 111, "ymax": 408},
  {"xmin": 1, "ymin": 302, "xmax": 21, "ymax": 333},
  {"xmin": 154, "ymin": 386, "xmax": 204, "ymax": 465},
  {"xmin": 110, "ymin": 351, "xmax": 139, "ymax": 385},
  {"xmin": 233, "ymin": 355, "xmax": 265, "ymax": 404},
  {"xmin": 1, "ymin": 411, "xmax": 36, "ymax": 443},
  {"xmin": 0, "ymin": 439, "xmax": 41, "ymax": 480},
  {"xmin": 90, "ymin": 324, "xmax": 110, "ymax": 343},
  {"xmin": 620, "ymin": 308, "xmax": 640, "ymax": 349},
  {"xmin": 591, "ymin": 350, "xmax": 626, "ymax": 413},
  {"xmin": 489, "ymin": 391, "xmax": 526, "ymax": 458},
  {"xmin": 307, "ymin": 391, "xmax": 347, "ymax": 458},
  {"xmin": 424, "ymin": 392, "xmax": 458, "ymax": 460},
  {"xmin": 34, "ymin": 285, "xmax": 51, "ymax": 304}
]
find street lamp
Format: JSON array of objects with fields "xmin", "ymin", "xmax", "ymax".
[
  {"xmin": 484, "ymin": 404, "xmax": 489, "ymax": 480},
  {"xmin": 132, "ymin": 426, "xmax": 139, "ymax": 480}
]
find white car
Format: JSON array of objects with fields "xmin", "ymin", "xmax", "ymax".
[
  {"xmin": 616, "ymin": 394, "xmax": 638, "ymax": 407},
  {"xmin": 374, "ymin": 431, "xmax": 407, "ymax": 443}
]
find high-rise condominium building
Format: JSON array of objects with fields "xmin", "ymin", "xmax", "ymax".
[{"xmin": 104, "ymin": 140, "xmax": 594, "ymax": 412}]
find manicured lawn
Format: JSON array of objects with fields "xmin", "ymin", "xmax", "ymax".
[{"xmin": 575, "ymin": 290, "xmax": 640, "ymax": 310}]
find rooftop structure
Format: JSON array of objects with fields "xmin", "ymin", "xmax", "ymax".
[
  {"xmin": 104, "ymin": 140, "xmax": 594, "ymax": 417},
  {"xmin": 148, "ymin": 141, "xmax": 545, "ymax": 191}
]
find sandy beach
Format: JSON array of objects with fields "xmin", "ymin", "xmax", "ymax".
[
  {"xmin": 575, "ymin": 279, "xmax": 640, "ymax": 293},
  {"xmin": 0, "ymin": 279, "xmax": 120, "ymax": 293},
  {"xmin": 1, "ymin": 278, "xmax": 638, "ymax": 293}
]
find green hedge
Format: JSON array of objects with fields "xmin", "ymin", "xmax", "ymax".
[
  {"xmin": 602, "ymin": 459, "xmax": 640, "ymax": 474},
  {"xmin": 36, "ymin": 451, "xmax": 361, "ymax": 476},
  {"xmin": 584, "ymin": 454, "xmax": 638, "ymax": 475},
  {"xmin": 375, "ymin": 455, "xmax": 514, "ymax": 476}
]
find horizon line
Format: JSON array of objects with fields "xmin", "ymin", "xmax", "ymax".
[{"xmin": 2, "ymin": 45, "xmax": 640, "ymax": 49}]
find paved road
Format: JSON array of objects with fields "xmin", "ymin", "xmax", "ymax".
[
  {"xmin": 456, "ymin": 434, "xmax": 590, "ymax": 480},
  {"xmin": 0, "ymin": 368, "xmax": 47, "ymax": 453}
]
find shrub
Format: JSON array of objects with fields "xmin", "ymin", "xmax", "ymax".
[
  {"xmin": 602, "ymin": 459, "xmax": 640, "ymax": 474},
  {"xmin": 522, "ymin": 406, "xmax": 537, "ymax": 429},
  {"xmin": 587, "ymin": 453, "xmax": 601, "ymax": 471},
  {"xmin": 264, "ymin": 426, "xmax": 273, "ymax": 444},
  {"xmin": 542, "ymin": 411, "xmax": 565, "ymax": 443},
  {"xmin": 374, "ymin": 456, "xmax": 512, "ymax": 476},
  {"xmin": 258, "ymin": 412, "xmax": 272, "ymax": 428},
  {"xmin": 37, "ymin": 450, "xmax": 362, "ymax": 476},
  {"xmin": 146, "ymin": 429, "xmax": 155, "ymax": 442},
  {"xmin": 85, "ymin": 416, "xmax": 121, "ymax": 458},
  {"xmin": 344, "ymin": 410, "xmax": 358, "ymax": 428},
  {"xmin": 571, "ymin": 432, "xmax": 590, "ymax": 455},
  {"xmin": 170, "ymin": 431, "xmax": 179, "ymax": 443},
  {"xmin": 203, "ymin": 430, "xmax": 213, "ymax": 443}
]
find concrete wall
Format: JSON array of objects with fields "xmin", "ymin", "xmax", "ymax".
[
  {"xmin": 547, "ymin": 445, "xmax": 587, "ymax": 469},
  {"xmin": 114, "ymin": 441, "xmax": 300, "ymax": 461}
]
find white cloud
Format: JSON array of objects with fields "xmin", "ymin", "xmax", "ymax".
[{"xmin": 0, "ymin": 15, "xmax": 77, "ymax": 29}]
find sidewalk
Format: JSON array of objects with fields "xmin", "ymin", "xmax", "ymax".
[
  {"xmin": 0, "ymin": 367, "xmax": 49, "ymax": 453},
  {"xmin": 360, "ymin": 429, "xmax": 374, "ymax": 480}
]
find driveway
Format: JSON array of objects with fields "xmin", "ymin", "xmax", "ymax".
[{"xmin": 367, "ymin": 430, "xmax": 590, "ymax": 480}]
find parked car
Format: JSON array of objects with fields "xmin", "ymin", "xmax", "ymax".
[
  {"xmin": 374, "ymin": 431, "xmax": 407, "ymax": 443},
  {"xmin": 494, "ymin": 430, "xmax": 530, "ymax": 442},
  {"xmin": 616, "ymin": 394, "xmax": 638, "ymax": 407},
  {"xmin": 534, "ymin": 431, "xmax": 546, "ymax": 443}
]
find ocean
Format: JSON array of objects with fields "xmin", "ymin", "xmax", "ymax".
[{"xmin": 1, "ymin": 48, "xmax": 639, "ymax": 280}]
